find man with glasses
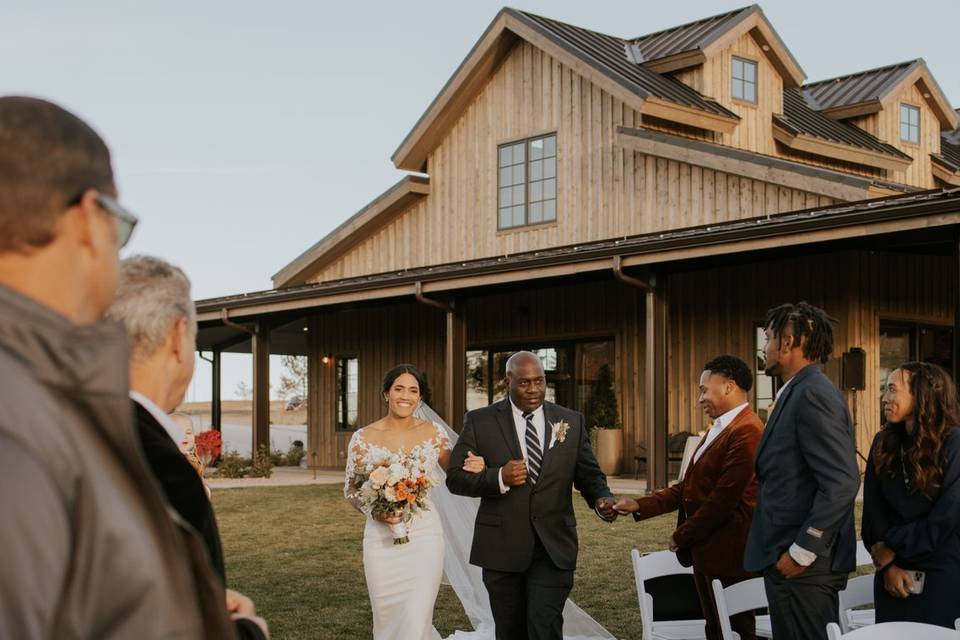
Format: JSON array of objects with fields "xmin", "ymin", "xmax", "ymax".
[{"xmin": 0, "ymin": 96, "xmax": 263, "ymax": 638}]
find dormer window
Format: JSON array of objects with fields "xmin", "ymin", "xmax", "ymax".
[
  {"xmin": 498, "ymin": 133, "xmax": 557, "ymax": 230},
  {"xmin": 900, "ymin": 103, "xmax": 920, "ymax": 144},
  {"xmin": 731, "ymin": 57, "xmax": 757, "ymax": 104}
]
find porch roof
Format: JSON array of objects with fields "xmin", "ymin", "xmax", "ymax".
[{"xmin": 196, "ymin": 187, "xmax": 960, "ymax": 334}]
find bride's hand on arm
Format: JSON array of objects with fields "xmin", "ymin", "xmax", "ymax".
[{"xmin": 462, "ymin": 451, "xmax": 486, "ymax": 474}]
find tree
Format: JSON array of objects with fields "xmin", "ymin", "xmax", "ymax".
[
  {"xmin": 234, "ymin": 381, "xmax": 252, "ymax": 400},
  {"xmin": 277, "ymin": 355, "xmax": 308, "ymax": 402},
  {"xmin": 585, "ymin": 364, "xmax": 620, "ymax": 430}
]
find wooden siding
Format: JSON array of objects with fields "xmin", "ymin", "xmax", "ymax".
[
  {"xmin": 307, "ymin": 39, "xmax": 834, "ymax": 285},
  {"xmin": 666, "ymin": 250, "xmax": 954, "ymax": 469},
  {"xmin": 877, "ymin": 83, "xmax": 941, "ymax": 188},
  {"xmin": 673, "ymin": 31, "xmax": 782, "ymax": 156}
]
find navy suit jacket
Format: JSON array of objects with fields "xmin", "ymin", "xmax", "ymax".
[{"xmin": 744, "ymin": 364, "xmax": 860, "ymax": 574}]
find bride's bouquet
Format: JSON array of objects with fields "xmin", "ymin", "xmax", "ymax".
[{"xmin": 352, "ymin": 448, "xmax": 436, "ymax": 544}]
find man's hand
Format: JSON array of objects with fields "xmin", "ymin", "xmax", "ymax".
[
  {"xmin": 501, "ymin": 459, "xmax": 528, "ymax": 487},
  {"xmin": 668, "ymin": 535, "xmax": 679, "ymax": 552},
  {"xmin": 776, "ymin": 551, "xmax": 808, "ymax": 579},
  {"xmin": 227, "ymin": 589, "xmax": 271, "ymax": 638},
  {"xmin": 871, "ymin": 541, "xmax": 895, "ymax": 570},
  {"xmin": 595, "ymin": 497, "xmax": 618, "ymax": 521},
  {"xmin": 883, "ymin": 565, "xmax": 914, "ymax": 599},
  {"xmin": 612, "ymin": 498, "xmax": 639, "ymax": 515}
]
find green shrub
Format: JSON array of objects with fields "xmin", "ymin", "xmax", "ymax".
[
  {"xmin": 269, "ymin": 448, "xmax": 286, "ymax": 467},
  {"xmin": 285, "ymin": 443, "xmax": 306, "ymax": 467},
  {"xmin": 249, "ymin": 444, "xmax": 274, "ymax": 478},
  {"xmin": 217, "ymin": 450, "xmax": 247, "ymax": 479}
]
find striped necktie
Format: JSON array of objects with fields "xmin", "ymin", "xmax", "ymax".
[{"xmin": 523, "ymin": 412, "xmax": 542, "ymax": 484}]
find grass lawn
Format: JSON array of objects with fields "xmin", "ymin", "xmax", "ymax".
[{"xmin": 214, "ymin": 484, "xmax": 865, "ymax": 639}]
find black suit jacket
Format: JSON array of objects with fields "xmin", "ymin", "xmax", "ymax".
[
  {"xmin": 134, "ymin": 402, "xmax": 267, "ymax": 640},
  {"xmin": 744, "ymin": 364, "xmax": 860, "ymax": 574},
  {"xmin": 134, "ymin": 402, "xmax": 226, "ymax": 581},
  {"xmin": 446, "ymin": 399, "xmax": 612, "ymax": 572}
]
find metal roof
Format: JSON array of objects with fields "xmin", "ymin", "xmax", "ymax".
[
  {"xmin": 514, "ymin": 10, "xmax": 738, "ymax": 119},
  {"xmin": 802, "ymin": 60, "xmax": 920, "ymax": 111},
  {"xmin": 775, "ymin": 88, "xmax": 913, "ymax": 159},
  {"xmin": 195, "ymin": 188, "xmax": 960, "ymax": 315},
  {"xmin": 628, "ymin": 5, "xmax": 754, "ymax": 62}
]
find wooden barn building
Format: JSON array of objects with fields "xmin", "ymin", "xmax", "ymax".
[{"xmin": 195, "ymin": 5, "xmax": 960, "ymax": 489}]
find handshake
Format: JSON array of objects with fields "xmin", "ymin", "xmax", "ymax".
[{"xmin": 595, "ymin": 497, "xmax": 642, "ymax": 522}]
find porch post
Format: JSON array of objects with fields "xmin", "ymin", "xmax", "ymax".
[
  {"xmin": 211, "ymin": 349, "xmax": 222, "ymax": 431},
  {"xmin": 954, "ymin": 227, "xmax": 960, "ymax": 382},
  {"xmin": 445, "ymin": 304, "xmax": 467, "ymax": 431},
  {"xmin": 645, "ymin": 276, "xmax": 669, "ymax": 491},
  {"xmin": 252, "ymin": 323, "xmax": 271, "ymax": 457}
]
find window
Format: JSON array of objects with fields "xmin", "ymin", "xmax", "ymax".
[
  {"xmin": 335, "ymin": 356, "xmax": 359, "ymax": 431},
  {"xmin": 900, "ymin": 104, "xmax": 920, "ymax": 144},
  {"xmin": 754, "ymin": 326, "xmax": 777, "ymax": 422},
  {"xmin": 731, "ymin": 57, "xmax": 757, "ymax": 103},
  {"xmin": 498, "ymin": 133, "xmax": 557, "ymax": 229}
]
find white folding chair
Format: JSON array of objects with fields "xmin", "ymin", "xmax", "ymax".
[
  {"xmin": 838, "ymin": 574, "xmax": 875, "ymax": 632},
  {"xmin": 827, "ymin": 621, "xmax": 960, "ymax": 638},
  {"xmin": 711, "ymin": 577, "xmax": 773, "ymax": 639},
  {"xmin": 631, "ymin": 549, "xmax": 706, "ymax": 640},
  {"xmin": 855, "ymin": 541, "xmax": 873, "ymax": 568}
]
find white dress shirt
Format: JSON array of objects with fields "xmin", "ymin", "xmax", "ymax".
[
  {"xmin": 767, "ymin": 376, "xmax": 817, "ymax": 567},
  {"xmin": 693, "ymin": 403, "xmax": 749, "ymax": 464},
  {"xmin": 498, "ymin": 400, "xmax": 555, "ymax": 493},
  {"xmin": 129, "ymin": 390, "xmax": 184, "ymax": 445}
]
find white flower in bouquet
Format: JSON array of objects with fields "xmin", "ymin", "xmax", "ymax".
[
  {"xmin": 383, "ymin": 486, "xmax": 397, "ymax": 502},
  {"xmin": 387, "ymin": 462, "xmax": 406, "ymax": 485},
  {"xmin": 368, "ymin": 465, "xmax": 390, "ymax": 489}
]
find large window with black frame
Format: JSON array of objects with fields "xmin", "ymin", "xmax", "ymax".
[
  {"xmin": 497, "ymin": 133, "xmax": 557, "ymax": 230},
  {"xmin": 336, "ymin": 355, "xmax": 359, "ymax": 431}
]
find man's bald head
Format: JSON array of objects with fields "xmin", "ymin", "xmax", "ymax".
[{"xmin": 505, "ymin": 351, "xmax": 546, "ymax": 413}]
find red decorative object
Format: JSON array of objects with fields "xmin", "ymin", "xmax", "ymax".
[{"xmin": 195, "ymin": 430, "xmax": 222, "ymax": 467}]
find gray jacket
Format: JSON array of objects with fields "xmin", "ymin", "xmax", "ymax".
[{"xmin": 0, "ymin": 286, "xmax": 233, "ymax": 639}]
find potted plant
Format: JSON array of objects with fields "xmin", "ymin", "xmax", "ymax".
[{"xmin": 585, "ymin": 364, "xmax": 622, "ymax": 476}]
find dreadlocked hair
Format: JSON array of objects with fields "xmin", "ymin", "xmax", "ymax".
[
  {"xmin": 874, "ymin": 361, "xmax": 960, "ymax": 497},
  {"xmin": 764, "ymin": 302, "xmax": 835, "ymax": 364}
]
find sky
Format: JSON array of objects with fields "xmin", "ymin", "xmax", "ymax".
[{"xmin": 4, "ymin": 0, "xmax": 958, "ymax": 402}]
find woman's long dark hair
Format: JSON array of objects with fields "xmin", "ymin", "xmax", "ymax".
[
  {"xmin": 381, "ymin": 364, "xmax": 432, "ymax": 406},
  {"xmin": 874, "ymin": 361, "xmax": 960, "ymax": 496}
]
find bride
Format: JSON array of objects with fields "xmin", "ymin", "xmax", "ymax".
[{"xmin": 345, "ymin": 363, "xmax": 615, "ymax": 640}]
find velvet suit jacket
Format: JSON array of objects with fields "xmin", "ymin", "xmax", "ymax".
[{"xmin": 634, "ymin": 406, "xmax": 763, "ymax": 577}]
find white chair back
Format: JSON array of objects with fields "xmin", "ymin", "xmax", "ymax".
[
  {"xmin": 838, "ymin": 574, "xmax": 875, "ymax": 633},
  {"xmin": 631, "ymin": 549, "xmax": 704, "ymax": 640},
  {"xmin": 855, "ymin": 541, "xmax": 873, "ymax": 567},
  {"xmin": 711, "ymin": 577, "xmax": 768, "ymax": 640},
  {"xmin": 827, "ymin": 621, "xmax": 960, "ymax": 639}
]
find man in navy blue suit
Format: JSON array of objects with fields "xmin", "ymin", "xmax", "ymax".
[{"xmin": 744, "ymin": 302, "xmax": 860, "ymax": 640}]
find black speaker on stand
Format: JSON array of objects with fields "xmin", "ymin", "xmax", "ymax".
[{"xmin": 842, "ymin": 347, "xmax": 866, "ymax": 391}]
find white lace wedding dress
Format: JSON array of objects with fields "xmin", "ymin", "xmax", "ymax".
[{"xmin": 344, "ymin": 423, "xmax": 452, "ymax": 640}]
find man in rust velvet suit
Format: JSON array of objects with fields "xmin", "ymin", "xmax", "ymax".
[{"xmin": 615, "ymin": 355, "xmax": 763, "ymax": 640}]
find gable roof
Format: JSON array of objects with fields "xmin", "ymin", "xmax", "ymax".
[
  {"xmin": 933, "ymin": 114, "xmax": 960, "ymax": 185},
  {"xmin": 802, "ymin": 59, "xmax": 958, "ymax": 128},
  {"xmin": 272, "ymin": 175, "xmax": 430, "ymax": 288},
  {"xmin": 773, "ymin": 88, "xmax": 913, "ymax": 171},
  {"xmin": 391, "ymin": 7, "xmax": 740, "ymax": 172},
  {"xmin": 628, "ymin": 4, "xmax": 805, "ymax": 86}
]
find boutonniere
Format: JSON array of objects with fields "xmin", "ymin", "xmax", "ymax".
[{"xmin": 551, "ymin": 420, "xmax": 571, "ymax": 444}]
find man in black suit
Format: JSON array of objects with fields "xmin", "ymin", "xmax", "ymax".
[
  {"xmin": 744, "ymin": 302, "xmax": 860, "ymax": 640},
  {"xmin": 447, "ymin": 351, "xmax": 617, "ymax": 640},
  {"xmin": 106, "ymin": 255, "xmax": 269, "ymax": 640}
]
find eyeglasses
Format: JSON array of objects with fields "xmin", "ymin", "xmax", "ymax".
[
  {"xmin": 66, "ymin": 189, "xmax": 139, "ymax": 249},
  {"xmin": 94, "ymin": 192, "xmax": 139, "ymax": 248}
]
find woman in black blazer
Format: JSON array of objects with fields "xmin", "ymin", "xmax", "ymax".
[{"xmin": 863, "ymin": 361, "xmax": 960, "ymax": 628}]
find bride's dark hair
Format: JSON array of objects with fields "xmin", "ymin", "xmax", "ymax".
[{"xmin": 382, "ymin": 364, "xmax": 431, "ymax": 405}]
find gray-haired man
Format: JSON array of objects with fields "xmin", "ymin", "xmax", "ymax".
[{"xmin": 107, "ymin": 255, "xmax": 269, "ymax": 639}]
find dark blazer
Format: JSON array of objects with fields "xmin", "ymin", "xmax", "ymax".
[
  {"xmin": 446, "ymin": 399, "xmax": 613, "ymax": 572},
  {"xmin": 744, "ymin": 364, "xmax": 860, "ymax": 574},
  {"xmin": 134, "ymin": 402, "xmax": 267, "ymax": 640},
  {"xmin": 862, "ymin": 427, "xmax": 960, "ymax": 627},
  {"xmin": 134, "ymin": 402, "xmax": 226, "ymax": 580},
  {"xmin": 634, "ymin": 406, "xmax": 763, "ymax": 577}
]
